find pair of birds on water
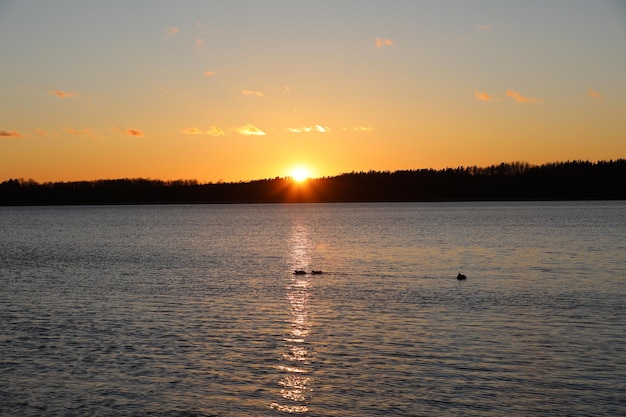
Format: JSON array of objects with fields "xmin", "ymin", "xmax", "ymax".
[{"xmin": 293, "ymin": 270, "xmax": 323, "ymax": 275}]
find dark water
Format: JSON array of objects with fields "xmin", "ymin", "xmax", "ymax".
[{"xmin": 1, "ymin": 202, "xmax": 625, "ymax": 416}]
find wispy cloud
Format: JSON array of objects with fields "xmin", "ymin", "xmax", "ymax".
[
  {"xmin": 506, "ymin": 90, "xmax": 544, "ymax": 103},
  {"xmin": 285, "ymin": 125, "xmax": 330, "ymax": 133},
  {"xmin": 119, "ymin": 128, "xmax": 144, "ymax": 137},
  {"xmin": 475, "ymin": 90, "xmax": 542, "ymax": 103},
  {"xmin": 474, "ymin": 90, "xmax": 493, "ymax": 101},
  {"xmin": 353, "ymin": 126, "xmax": 373, "ymax": 132},
  {"xmin": 587, "ymin": 88, "xmax": 604, "ymax": 100},
  {"xmin": 475, "ymin": 24, "xmax": 492, "ymax": 31},
  {"xmin": 206, "ymin": 126, "xmax": 226, "ymax": 136},
  {"xmin": 49, "ymin": 89, "xmax": 77, "ymax": 99},
  {"xmin": 233, "ymin": 123, "xmax": 265, "ymax": 136},
  {"xmin": 375, "ymin": 37, "xmax": 394, "ymax": 48},
  {"xmin": 166, "ymin": 27, "xmax": 179, "ymax": 37},
  {"xmin": 180, "ymin": 126, "xmax": 225, "ymax": 136},
  {"xmin": 34, "ymin": 129, "xmax": 47, "ymax": 135},
  {"xmin": 195, "ymin": 38, "xmax": 204, "ymax": 48},
  {"xmin": 204, "ymin": 70, "xmax": 218, "ymax": 77},
  {"xmin": 65, "ymin": 128, "xmax": 96, "ymax": 138},
  {"xmin": 0, "ymin": 130, "xmax": 22, "ymax": 138},
  {"xmin": 242, "ymin": 89, "xmax": 263, "ymax": 97},
  {"xmin": 180, "ymin": 127, "xmax": 204, "ymax": 135}
]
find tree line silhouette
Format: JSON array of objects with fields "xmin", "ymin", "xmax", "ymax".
[{"xmin": 1, "ymin": 159, "xmax": 624, "ymax": 205}]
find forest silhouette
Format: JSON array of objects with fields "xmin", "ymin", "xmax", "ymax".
[{"xmin": 1, "ymin": 159, "xmax": 624, "ymax": 205}]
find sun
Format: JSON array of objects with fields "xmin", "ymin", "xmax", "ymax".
[{"xmin": 290, "ymin": 166, "xmax": 311, "ymax": 183}]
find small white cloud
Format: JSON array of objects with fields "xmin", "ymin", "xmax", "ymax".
[
  {"xmin": 233, "ymin": 123, "xmax": 265, "ymax": 136},
  {"xmin": 242, "ymin": 89, "xmax": 263, "ymax": 97},
  {"xmin": 285, "ymin": 125, "xmax": 330, "ymax": 133}
]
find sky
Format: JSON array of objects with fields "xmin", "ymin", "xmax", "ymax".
[{"xmin": 1, "ymin": 0, "xmax": 625, "ymax": 183}]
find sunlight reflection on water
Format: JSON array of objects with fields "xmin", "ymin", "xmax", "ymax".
[{"xmin": 271, "ymin": 223, "xmax": 314, "ymax": 413}]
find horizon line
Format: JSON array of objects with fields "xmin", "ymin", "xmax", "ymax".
[{"xmin": 3, "ymin": 158, "xmax": 624, "ymax": 185}]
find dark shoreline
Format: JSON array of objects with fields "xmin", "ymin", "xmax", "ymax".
[{"xmin": 2, "ymin": 159, "xmax": 625, "ymax": 205}]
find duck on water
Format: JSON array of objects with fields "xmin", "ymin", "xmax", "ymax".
[{"xmin": 457, "ymin": 273, "xmax": 467, "ymax": 280}]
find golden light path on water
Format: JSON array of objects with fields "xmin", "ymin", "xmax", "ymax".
[{"xmin": 271, "ymin": 223, "xmax": 314, "ymax": 413}]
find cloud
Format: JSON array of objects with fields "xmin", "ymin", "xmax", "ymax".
[
  {"xmin": 49, "ymin": 89, "xmax": 77, "ymax": 99},
  {"xmin": 195, "ymin": 38, "xmax": 204, "ymax": 48},
  {"xmin": 34, "ymin": 129, "xmax": 47, "ymax": 135},
  {"xmin": 474, "ymin": 90, "xmax": 493, "ymax": 101},
  {"xmin": 120, "ymin": 128, "xmax": 144, "ymax": 137},
  {"xmin": 65, "ymin": 128, "xmax": 96, "ymax": 138},
  {"xmin": 476, "ymin": 24, "xmax": 492, "ymax": 31},
  {"xmin": 375, "ymin": 37, "xmax": 394, "ymax": 48},
  {"xmin": 166, "ymin": 27, "xmax": 179, "ymax": 37},
  {"xmin": 506, "ymin": 90, "xmax": 544, "ymax": 103},
  {"xmin": 353, "ymin": 126, "xmax": 373, "ymax": 132},
  {"xmin": 285, "ymin": 125, "xmax": 330, "ymax": 133},
  {"xmin": 476, "ymin": 90, "xmax": 542, "ymax": 103},
  {"xmin": 204, "ymin": 70, "xmax": 218, "ymax": 77},
  {"xmin": 233, "ymin": 123, "xmax": 265, "ymax": 136},
  {"xmin": 181, "ymin": 127, "xmax": 204, "ymax": 135},
  {"xmin": 587, "ymin": 88, "xmax": 604, "ymax": 100},
  {"xmin": 180, "ymin": 126, "xmax": 225, "ymax": 136},
  {"xmin": 242, "ymin": 89, "xmax": 263, "ymax": 97},
  {"xmin": 0, "ymin": 130, "xmax": 22, "ymax": 138},
  {"xmin": 206, "ymin": 126, "xmax": 225, "ymax": 136},
  {"xmin": 314, "ymin": 125, "xmax": 329, "ymax": 133}
]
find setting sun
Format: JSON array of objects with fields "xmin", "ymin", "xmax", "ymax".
[{"xmin": 290, "ymin": 167, "xmax": 311, "ymax": 183}]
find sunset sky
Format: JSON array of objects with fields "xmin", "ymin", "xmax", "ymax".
[{"xmin": 1, "ymin": 1, "xmax": 625, "ymax": 183}]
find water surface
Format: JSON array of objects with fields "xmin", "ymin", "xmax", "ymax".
[{"xmin": 1, "ymin": 202, "xmax": 625, "ymax": 416}]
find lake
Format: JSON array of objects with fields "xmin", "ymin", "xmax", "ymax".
[{"xmin": 1, "ymin": 202, "xmax": 625, "ymax": 416}]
